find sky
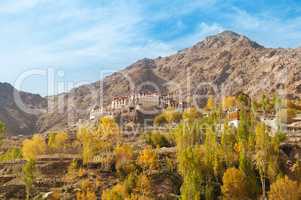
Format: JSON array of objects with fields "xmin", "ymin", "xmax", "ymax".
[{"xmin": 0, "ymin": 0, "xmax": 301, "ymax": 96}]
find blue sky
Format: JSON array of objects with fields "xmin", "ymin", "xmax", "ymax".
[{"xmin": 0, "ymin": 0, "xmax": 300, "ymax": 96}]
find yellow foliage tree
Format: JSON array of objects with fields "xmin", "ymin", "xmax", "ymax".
[
  {"xmin": 77, "ymin": 127, "xmax": 96, "ymax": 164},
  {"xmin": 182, "ymin": 107, "xmax": 201, "ymax": 122},
  {"xmin": 222, "ymin": 96, "xmax": 236, "ymax": 110},
  {"xmin": 114, "ymin": 144, "xmax": 134, "ymax": 175},
  {"xmin": 206, "ymin": 97, "xmax": 215, "ymax": 110},
  {"xmin": 101, "ymin": 183, "xmax": 127, "ymax": 200},
  {"xmin": 76, "ymin": 179, "xmax": 97, "ymax": 200},
  {"xmin": 268, "ymin": 176, "xmax": 301, "ymax": 200},
  {"xmin": 135, "ymin": 174, "xmax": 152, "ymax": 197},
  {"xmin": 22, "ymin": 135, "xmax": 47, "ymax": 161},
  {"xmin": 221, "ymin": 167, "xmax": 249, "ymax": 200},
  {"xmin": 48, "ymin": 132, "xmax": 69, "ymax": 151},
  {"xmin": 138, "ymin": 147, "xmax": 158, "ymax": 171},
  {"xmin": 97, "ymin": 116, "xmax": 120, "ymax": 138},
  {"xmin": 163, "ymin": 108, "xmax": 182, "ymax": 124}
]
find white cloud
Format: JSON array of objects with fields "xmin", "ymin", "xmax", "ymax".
[
  {"xmin": 230, "ymin": 8, "xmax": 301, "ymax": 47},
  {"xmin": 1, "ymin": 0, "xmax": 300, "ymax": 95},
  {"xmin": 169, "ymin": 22, "xmax": 224, "ymax": 50},
  {"xmin": 0, "ymin": 0, "xmax": 46, "ymax": 14}
]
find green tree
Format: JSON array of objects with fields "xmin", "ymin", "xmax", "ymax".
[
  {"xmin": 221, "ymin": 124, "xmax": 237, "ymax": 167},
  {"xmin": 178, "ymin": 147, "xmax": 203, "ymax": 200},
  {"xmin": 22, "ymin": 159, "xmax": 36, "ymax": 200},
  {"xmin": 175, "ymin": 121, "xmax": 204, "ymax": 200}
]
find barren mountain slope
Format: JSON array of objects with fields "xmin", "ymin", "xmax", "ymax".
[
  {"xmin": 1, "ymin": 31, "xmax": 300, "ymax": 135},
  {"xmin": 0, "ymin": 83, "xmax": 46, "ymax": 135}
]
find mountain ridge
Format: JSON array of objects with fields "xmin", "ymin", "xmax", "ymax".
[{"xmin": 1, "ymin": 31, "xmax": 300, "ymax": 135}]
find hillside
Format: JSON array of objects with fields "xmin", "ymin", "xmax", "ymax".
[
  {"xmin": 1, "ymin": 31, "xmax": 300, "ymax": 135},
  {"xmin": 0, "ymin": 83, "xmax": 46, "ymax": 135}
]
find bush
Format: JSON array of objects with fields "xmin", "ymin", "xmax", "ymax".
[
  {"xmin": 22, "ymin": 135, "xmax": 47, "ymax": 161},
  {"xmin": 154, "ymin": 109, "xmax": 182, "ymax": 126},
  {"xmin": 154, "ymin": 114, "xmax": 167, "ymax": 126},
  {"xmin": 144, "ymin": 132, "xmax": 172, "ymax": 148},
  {"xmin": 268, "ymin": 176, "xmax": 301, "ymax": 200},
  {"xmin": 76, "ymin": 179, "xmax": 98, "ymax": 200},
  {"xmin": 114, "ymin": 145, "xmax": 135, "ymax": 177},
  {"xmin": 48, "ymin": 132, "xmax": 69, "ymax": 152},
  {"xmin": 0, "ymin": 147, "xmax": 22, "ymax": 161},
  {"xmin": 138, "ymin": 147, "xmax": 158, "ymax": 171}
]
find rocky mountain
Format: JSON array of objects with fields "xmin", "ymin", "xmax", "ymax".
[
  {"xmin": 0, "ymin": 83, "xmax": 46, "ymax": 135},
  {"xmin": 1, "ymin": 31, "xmax": 301, "ymax": 135}
]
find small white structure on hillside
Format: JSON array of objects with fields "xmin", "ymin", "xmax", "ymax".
[
  {"xmin": 226, "ymin": 108, "xmax": 240, "ymax": 128},
  {"xmin": 260, "ymin": 116, "xmax": 278, "ymax": 133},
  {"xmin": 90, "ymin": 105, "xmax": 113, "ymax": 120},
  {"xmin": 229, "ymin": 119, "xmax": 240, "ymax": 128}
]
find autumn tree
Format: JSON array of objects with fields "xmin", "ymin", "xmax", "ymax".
[
  {"xmin": 154, "ymin": 109, "xmax": 182, "ymax": 127},
  {"xmin": 221, "ymin": 124, "xmax": 237, "ymax": 167},
  {"xmin": 135, "ymin": 174, "xmax": 152, "ymax": 197},
  {"xmin": 255, "ymin": 123, "xmax": 277, "ymax": 200},
  {"xmin": 114, "ymin": 144, "xmax": 135, "ymax": 177},
  {"xmin": 164, "ymin": 108, "xmax": 182, "ymax": 124},
  {"xmin": 48, "ymin": 131, "xmax": 69, "ymax": 152},
  {"xmin": 268, "ymin": 176, "xmax": 301, "ymax": 200},
  {"xmin": 77, "ymin": 127, "xmax": 96, "ymax": 164},
  {"xmin": 221, "ymin": 167, "xmax": 249, "ymax": 200},
  {"xmin": 182, "ymin": 107, "xmax": 201, "ymax": 122},
  {"xmin": 65, "ymin": 159, "xmax": 78, "ymax": 182},
  {"xmin": 206, "ymin": 97, "xmax": 215, "ymax": 111},
  {"xmin": 138, "ymin": 146, "xmax": 158, "ymax": 171},
  {"xmin": 102, "ymin": 183, "xmax": 128, "ymax": 200},
  {"xmin": 22, "ymin": 135, "xmax": 47, "ymax": 161},
  {"xmin": 97, "ymin": 116, "xmax": 120, "ymax": 139},
  {"xmin": 76, "ymin": 179, "xmax": 97, "ymax": 200},
  {"xmin": 22, "ymin": 159, "xmax": 36, "ymax": 200},
  {"xmin": 154, "ymin": 114, "xmax": 167, "ymax": 126},
  {"xmin": 222, "ymin": 96, "xmax": 236, "ymax": 110},
  {"xmin": 144, "ymin": 131, "xmax": 171, "ymax": 148}
]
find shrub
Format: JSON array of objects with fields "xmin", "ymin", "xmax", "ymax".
[
  {"xmin": 144, "ymin": 132, "xmax": 171, "ymax": 148},
  {"xmin": 138, "ymin": 147, "xmax": 158, "ymax": 171},
  {"xmin": 22, "ymin": 135, "xmax": 47, "ymax": 161},
  {"xmin": 48, "ymin": 132, "xmax": 69, "ymax": 152},
  {"xmin": 0, "ymin": 147, "xmax": 22, "ymax": 161},
  {"xmin": 114, "ymin": 145, "xmax": 135, "ymax": 177},
  {"xmin": 76, "ymin": 179, "xmax": 97, "ymax": 200},
  {"xmin": 268, "ymin": 176, "xmax": 301, "ymax": 200},
  {"xmin": 154, "ymin": 114, "xmax": 167, "ymax": 126},
  {"xmin": 102, "ymin": 183, "xmax": 127, "ymax": 200}
]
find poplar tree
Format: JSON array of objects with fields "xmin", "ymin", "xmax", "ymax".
[
  {"xmin": 22, "ymin": 160, "xmax": 36, "ymax": 200},
  {"xmin": 255, "ymin": 123, "xmax": 270, "ymax": 200}
]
